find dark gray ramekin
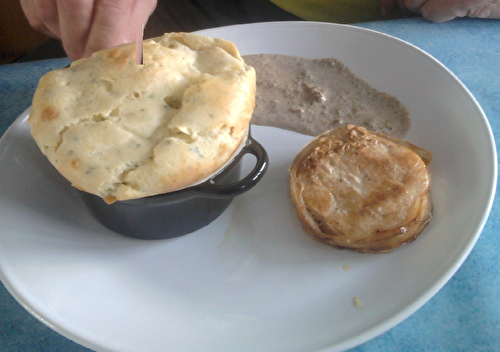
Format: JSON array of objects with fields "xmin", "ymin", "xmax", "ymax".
[{"xmin": 78, "ymin": 131, "xmax": 268, "ymax": 240}]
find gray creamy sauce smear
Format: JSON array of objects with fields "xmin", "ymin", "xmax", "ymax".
[{"xmin": 243, "ymin": 54, "xmax": 410, "ymax": 138}]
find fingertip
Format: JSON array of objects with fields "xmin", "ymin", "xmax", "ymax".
[
  {"xmin": 420, "ymin": 2, "xmax": 457, "ymax": 22},
  {"xmin": 62, "ymin": 44, "xmax": 85, "ymax": 61}
]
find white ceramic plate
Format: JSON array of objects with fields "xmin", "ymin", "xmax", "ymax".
[{"xmin": 0, "ymin": 22, "xmax": 496, "ymax": 352}]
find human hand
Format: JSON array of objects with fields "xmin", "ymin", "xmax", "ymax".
[
  {"xmin": 20, "ymin": 0, "xmax": 157, "ymax": 60},
  {"xmin": 381, "ymin": 0, "xmax": 500, "ymax": 22}
]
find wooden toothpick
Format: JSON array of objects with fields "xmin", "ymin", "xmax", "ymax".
[{"xmin": 136, "ymin": 23, "xmax": 144, "ymax": 65}]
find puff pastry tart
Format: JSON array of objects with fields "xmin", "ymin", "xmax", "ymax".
[{"xmin": 289, "ymin": 125, "xmax": 432, "ymax": 253}]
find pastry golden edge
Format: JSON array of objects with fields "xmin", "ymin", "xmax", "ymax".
[
  {"xmin": 28, "ymin": 32, "xmax": 256, "ymax": 203},
  {"xmin": 289, "ymin": 125, "xmax": 432, "ymax": 254}
]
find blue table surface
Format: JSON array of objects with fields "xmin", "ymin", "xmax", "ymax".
[{"xmin": 1, "ymin": 17, "xmax": 499, "ymax": 352}]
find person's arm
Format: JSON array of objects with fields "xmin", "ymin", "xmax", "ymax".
[
  {"xmin": 20, "ymin": 0, "xmax": 157, "ymax": 61},
  {"xmin": 382, "ymin": 0, "xmax": 500, "ymax": 22}
]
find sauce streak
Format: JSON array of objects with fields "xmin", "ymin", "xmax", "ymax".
[{"xmin": 244, "ymin": 54, "xmax": 410, "ymax": 138}]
